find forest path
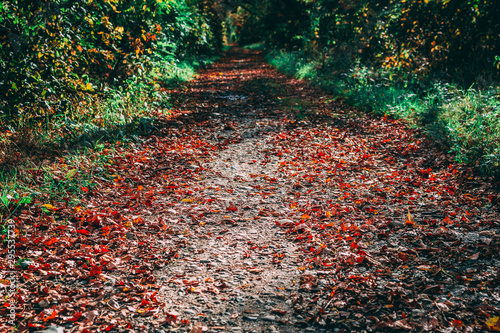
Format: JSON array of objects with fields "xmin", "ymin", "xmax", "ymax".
[
  {"xmin": 10, "ymin": 47, "xmax": 499, "ymax": 333},
  {"xmin": 149, "ymin": 47, "xmax": 500, "ymax": 332}
]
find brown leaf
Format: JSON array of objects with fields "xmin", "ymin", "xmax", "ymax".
[
  {"xmin": 165, "ymin": 310, "xmax": 181, "ymax": 325},
  {"xmin": 468, "ymin": 252, "xmax": 480, "ymax": 260},
  {"xmin": 422, "ymin": 316, "xmax": 439, "ymax": 331},
  {"xmin": 190, "ymin": 323, "xmax": 204, "ymax": 333},
  {"xmin": 393, "ymin": 320, "xmax": 412, "ymax": 330}
]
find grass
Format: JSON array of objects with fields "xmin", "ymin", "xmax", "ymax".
[
  {"xmin": 0, "ymin": 141, "xmax": 122, "ymax": 224},
  {"xmin": 266, "ymin": 49, "xmax": 500, "ymax": 177},
  {"xmin": 244, "ymin": 42, "xmax": 266, "ymax": 51}
]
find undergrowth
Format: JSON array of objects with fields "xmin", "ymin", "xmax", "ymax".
[
  {"xmin": 0, "ymin": 140, "xmax": 122, "ymax": 223},
  {"xmin": 0, "ymin": 56, "xmax": 218, "ymax": 224},
  {"xmin": 266, "ymin": 49, "xmax": 500, "ymax": 177}
]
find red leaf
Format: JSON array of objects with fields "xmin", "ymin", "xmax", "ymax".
[
  {"xmin": 76, "ymin": 229, "xmax": 90, "ymax": 235},
  {"xmin": 226, "ymin": 204, "xmax": 237, "ymax": 212},
  {"xmin": 452, "ymin": 319, "xmax": 463, "ymax": 329},
  {"xmin": 43, "ymin": 310, "xmax": 57, "ymax": 322},
  {"xmin": 89, "ymin": 265, "xmax": 101, "ymax": 277},
  {"xmin": 28, "ymin": 323, "xmax": 46, "ymax": 329},
  {"xmin": 68, "ymin": 312, "xmax": 83, "ymax": 322}
]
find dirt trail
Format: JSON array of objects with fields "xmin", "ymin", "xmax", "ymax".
[
  {"xmin": 7, "ymin": 47, "xmax": 500, "ymax": 333},
  {"xmin": 155, "ymin": 49, "xmax": 316, "ymax": 333}
]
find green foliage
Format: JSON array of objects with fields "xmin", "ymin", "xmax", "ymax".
[
  {"xmin": 0, "ymin": 0, "xmax": 223, "ymax": 130},
  {"xmin": 0, "ymin": 169, "xmax": 32, "ymax": 220},
  {"xmin": 226, "ymin": 0, "xmax": 311, "ymax": 48},
  {"xmin": 230, "ymin": 0, "xmax": 500, "ymax": 175}
]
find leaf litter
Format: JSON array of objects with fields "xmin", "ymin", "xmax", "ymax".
[{"xmin": 1, "ymin": 47, "xmax": 499, "ymax": 332}]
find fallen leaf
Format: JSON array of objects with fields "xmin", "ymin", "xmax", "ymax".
[
  {"xmin": 405, "ymin": 209, "xmax": 414, "ymax": 225},
  {"xmin": 486, "ymin": 317, "xmax": 500, "ymax": 331}
]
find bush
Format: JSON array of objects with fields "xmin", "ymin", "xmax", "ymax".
[{"xmin": 0, "ymin": 0, "xmax": 222, "ymax": 129}]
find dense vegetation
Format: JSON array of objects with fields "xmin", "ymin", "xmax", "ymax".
[
  {"xmin": 228, "ymin": 0, "xmax": 500, "ymax": 176},
  {"xmin": 0, "ymin": 0, "xmax": 222, "ymax": 155}
]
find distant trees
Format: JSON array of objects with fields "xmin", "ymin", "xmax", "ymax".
[{"xmin": 227, "ymin": 0, "xmax": 500, "ymax": 85}]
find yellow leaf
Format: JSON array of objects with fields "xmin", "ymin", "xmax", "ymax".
[
  {"xmin": 110, "ymin": 4, "xmax": 121, "ymax": 13},
  {"xmin": 0, "ymin": 279, "xmax": 11, "ymax": 286},
  {"xmin": 42, "ymin": 204, "xmax": 56, "ymax": 211},
  {"xmin": 67, "ymin": 169, "xmax": 77, "ymax": 179},
  {"xmin": 326, "ymin": 211, "xmax": 332, "ymax": 218},
  {"xmin": 486, "ymin": 317, "xmax": 500, "ymax": 331},
  {"xmin": 181, "ymin": 198, "xmax": 194, "ymax": 203}
]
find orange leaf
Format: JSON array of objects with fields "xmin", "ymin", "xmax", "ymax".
[
  {"xmin": 102, "ymin": 225, "xmax": 111, "ymax": 237},
  {"xmin": 405, "ymin": 210, "xmax": 414, "ymax": 225},
  {"xmin": 44, "ymin": 237, "xmax": 59, "ymax": 246},
  {"xmin": 77, "ymin": 45, "xmax": 83, "ymax": 52},
  {"xmin": 43, "ymin": 310, "xmax": 57, "ymax": 322}
]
